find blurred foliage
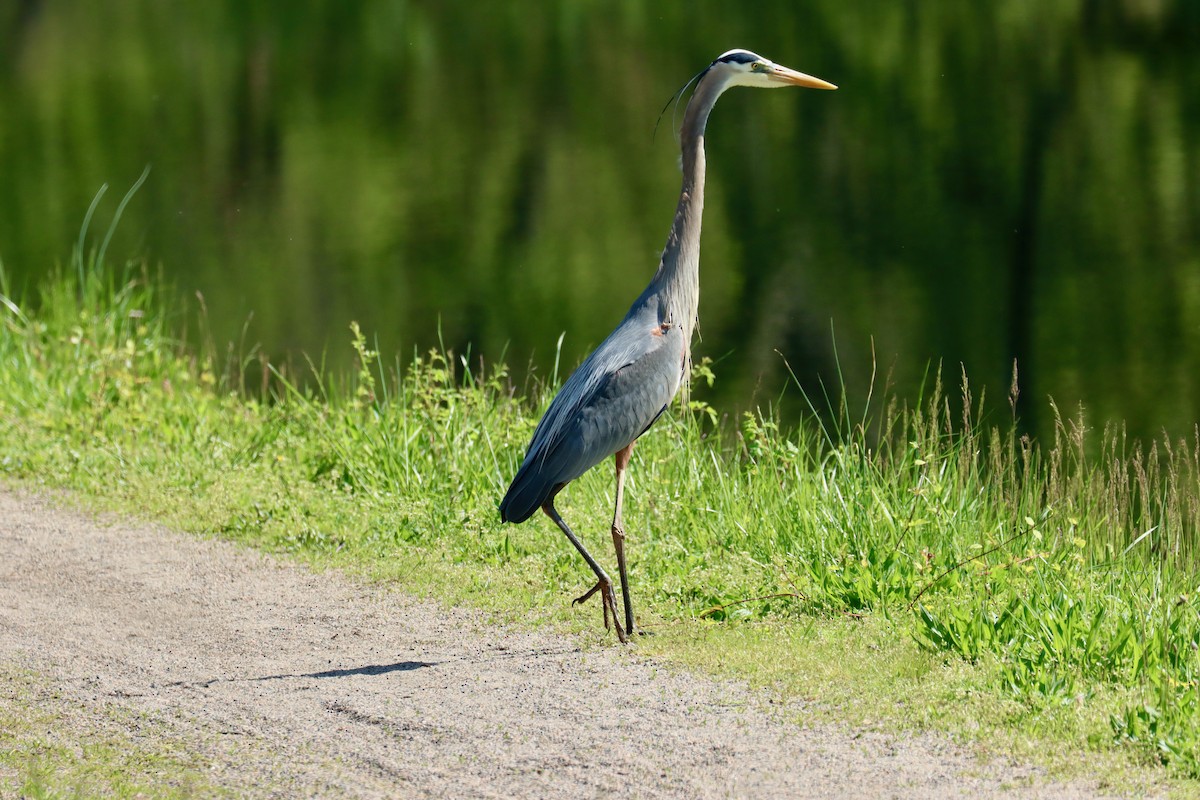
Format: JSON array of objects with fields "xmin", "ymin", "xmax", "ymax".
[{"xmin": 0, "ymin": 0, "xmax": 1198, "ymax": 441}]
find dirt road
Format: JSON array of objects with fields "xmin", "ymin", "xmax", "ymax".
[{"xmin": 0, "ymin": 488, "xmax": 1121, "ymax": 798}]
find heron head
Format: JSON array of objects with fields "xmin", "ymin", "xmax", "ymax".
[{"xmin": 709, "ymin": 49, "xmax": 837, "ymax": 91}]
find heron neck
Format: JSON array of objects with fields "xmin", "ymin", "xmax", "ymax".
[{"xmin": 650, "ymin": 75, "xmax": 726, "ymax": 345}]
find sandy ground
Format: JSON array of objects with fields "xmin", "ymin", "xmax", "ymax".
[{"xmin": 0, "ymin": 487, "xmax": 1130, "ymax": 798}]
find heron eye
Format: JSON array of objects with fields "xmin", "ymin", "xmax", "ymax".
[{"xmin": 751, "ymin": 62, "xmax": 766, "ymax": 72}]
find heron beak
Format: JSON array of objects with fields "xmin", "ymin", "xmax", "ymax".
[{"xmin": 768, "ymin": 64, "xmax": 837, "ymax": 90}]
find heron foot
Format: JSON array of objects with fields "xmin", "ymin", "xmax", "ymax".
[{"xmin": 572, "ymin": 580, "xmax": 628, "ymax": 643}]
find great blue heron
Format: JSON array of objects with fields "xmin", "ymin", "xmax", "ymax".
[{"xmin": 499, "ymin": 49, "xmax": 836, "ymax": 642}]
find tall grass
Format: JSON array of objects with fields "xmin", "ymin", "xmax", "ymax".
[{"xmin": 1, "ymin": 249, "xmax": 1197, "ymax": 778}]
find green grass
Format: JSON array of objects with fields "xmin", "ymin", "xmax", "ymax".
[{"xmin": 2, "ymin": 246, "xmax": 1199, "ymax": 796}]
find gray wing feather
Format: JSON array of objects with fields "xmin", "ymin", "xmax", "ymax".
[{"xmin": 499, "ymin": 305, "xmax": 686, "ymax": 523}]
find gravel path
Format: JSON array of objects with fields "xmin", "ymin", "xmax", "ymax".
[{"xmin": 0, "ymin": 488, "xmax": 1123, "ymax": 798}]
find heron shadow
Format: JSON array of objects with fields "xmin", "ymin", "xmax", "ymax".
[
  {"xmin": 249, "ymin": 660, "xmax": 437, "ymax": 682},
  {"xmin": 285, "ymin": 661, "xmax": 436, "ymax": 680},
  {"xmin": 163, "ymin": 660, "xmax": 436, "ymax": 690}
]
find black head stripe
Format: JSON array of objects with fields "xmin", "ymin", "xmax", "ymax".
[{"xmin": 717, "ymin": 50, "xmax": 757, "ymax": 65}]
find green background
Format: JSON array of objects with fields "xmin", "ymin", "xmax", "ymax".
[{"xmin": 2, "ymin": 1, "xmax": 1197, "ymax": 440}]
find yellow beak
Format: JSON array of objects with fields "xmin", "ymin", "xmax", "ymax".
[{"xmin": 768, "ymin": 64, "xmax": 838, "ymax": 90}]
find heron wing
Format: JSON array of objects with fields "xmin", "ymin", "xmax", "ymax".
[
  {"xmin": 499, "ymin": 316, "xmax": 686, "ymax": 523},
  {"xmin": 547, "ymin": 325, "xmax": 685, "ymax": 481}
]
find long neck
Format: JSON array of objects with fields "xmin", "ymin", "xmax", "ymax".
[{"xmin": 648, "ymin": 73, "xmax": 727, "ymax": 346}]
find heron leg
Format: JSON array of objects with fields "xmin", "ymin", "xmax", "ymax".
[
  {"xmin": 541, "ymin": 492, "xmax": 627, "ymax": 643},
  {"xmin": 611, "ymin": 443, "xmax": 635, "ymax": 636}
]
